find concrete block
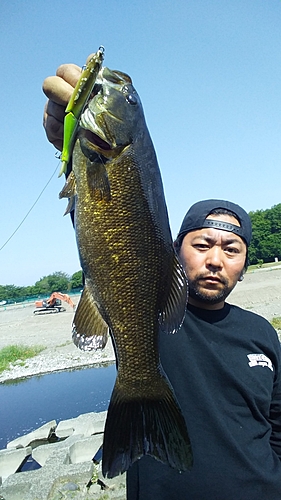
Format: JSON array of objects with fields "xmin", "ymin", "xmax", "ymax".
[
  {"xmin": 0, "ymin": 460, "xmax": 94, "ymax": 500},
  {"xmin": 93, "ymin": 417, "xmax": 106, "ymax": 434},
  {"xmin": 89, "ymin": 462, "xmax": 127, "ymax": 499},
  {"xmin": 6, "ymin": 420, "xmax": 57, "ymax": 449},
  {"xmin": 55, "ymin": 411, "xmax": 107, "ymax": 438},
  {"xmin": 0, "ymin": 481, "xmax": 31, "ymax": 500},
  {"xmin": 0, "ymin": 446, "xmax": 32, "ymax": 481},
  {"xmin": 48, "ymin": 461, "xmax": 94, "ymax": 498},
  {"xmin": 32, "ymin": 441, "xmax": 66, "ymax": 467},
  {"xmin": 0, "ymin": 412, "xmax": 113, "ymax": 499},
  {"xmin": 69, "ymin": 434, "xmax": 104, "ymax": 464},
  {"xmin": 73, "ymin": 411, "xmax": 107, "ymax": 436},
  {"xmin": 32, "ymin": 434, "xmax": 84, "ymax": 466},
  {"xmin": 55, "ymin": 419, "xmax": 75, "ymax": 438}
]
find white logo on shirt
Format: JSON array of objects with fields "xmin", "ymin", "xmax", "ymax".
[{"xmin": 247, "ymin": 353, "xmax": 273, "ymax": 372}]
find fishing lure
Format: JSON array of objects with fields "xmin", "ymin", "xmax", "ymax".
[{"xmin": 59, "ymin": 46, "xmax": 105, "ymax": 176}]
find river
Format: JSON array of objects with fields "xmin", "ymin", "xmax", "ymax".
[{"xmin": 0, "ymin": 363, "xmax": 116, "ymax": 450}]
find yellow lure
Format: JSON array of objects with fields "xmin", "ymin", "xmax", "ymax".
[{"xmin": 59, "ymin": 46, "xmax": 105, "ymax": 176}]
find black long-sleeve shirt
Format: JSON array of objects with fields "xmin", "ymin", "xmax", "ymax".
[{"xmin": 127, "ymin": 303, "xmax": 281, "ymax": 499}]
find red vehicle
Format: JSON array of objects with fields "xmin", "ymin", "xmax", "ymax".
[{"xmin": 34, "ymin": 292, "xmax": 76, "ymax": 314}]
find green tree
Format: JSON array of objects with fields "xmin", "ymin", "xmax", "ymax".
[
  {"xmin": 34, "ymin": 272, "xmax": 70, "ymax": 295},
  {"xmin": 0, "ymin": 271, "xmax": 75, "ymax": 302},
  {"xmin": 71, "ymin": 270, "xmax": 83, "ymax": 289},
  {"xmin": 248, "ymin": 203, "xmax": 281, "ymax": 264},
  {"xmin": 0, "ymin": 284, "xmax": 25, "ymax": 302}
]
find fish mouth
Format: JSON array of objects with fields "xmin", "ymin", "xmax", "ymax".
[
  {"xmin": 79, "ymin": 105, "xmax": 124, "ymax": 159},
  {"xmin": 82, "ymin": 129, "xmax": 111, "ymax": 151},
  {"xmin": 80, "ymin": 106, "xmax": 113, "ymax": 146},
  {"xmin": 78, "ymin": 127, "xmax": 123, "ymax": 162}
]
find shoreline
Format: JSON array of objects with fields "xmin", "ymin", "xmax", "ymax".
[
  {"xmin": 1, "ymin": 267, "xmax": 281, "ymax": 383},
  {"xmin": 0, "ymin": 345, "xmax": 116, "ymax": 383},
  {"xmin": 0, "ymin": 298, "xmax": 116, "ymax": 383}
]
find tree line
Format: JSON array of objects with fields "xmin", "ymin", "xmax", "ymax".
[
  {"xmin": 248, "ymin": 203, "xmax": 281, "ymax": 265},
  {"xmin": 1, "ymin": 203, "xmax": 280, "ymax": 302},
  {"xmin": 0, "ymin": 271, "xmax": 83, "ymax": 303}
]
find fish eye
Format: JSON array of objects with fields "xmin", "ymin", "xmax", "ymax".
[{"xmin": 126, "ymin": 94, "xmax": 138, "ymax": 105}]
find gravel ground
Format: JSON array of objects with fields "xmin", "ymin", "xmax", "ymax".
[
  {"xmin": 227, "ymin": 266, "xmax": 281, "ymax": 319},
  {"xmin": 0, "ymin": 268, "xmax": 281, "ymax": 383},
  {"xmin": 0, "ymin": 294, "xmax": 115, "ymax": 383}
]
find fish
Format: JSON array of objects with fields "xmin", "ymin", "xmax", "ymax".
[{"xmin": 59, "ymin": 66, "xmax": 192, "ymax": 478}]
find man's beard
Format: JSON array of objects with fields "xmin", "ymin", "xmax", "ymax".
[{"xmin": 188, "ymin": 274, "xmax": 235, "ymax": 305}]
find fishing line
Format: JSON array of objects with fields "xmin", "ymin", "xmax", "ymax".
[{"xmin": 0, "ymin": 162, "xmax": 60, "ymax": 252}]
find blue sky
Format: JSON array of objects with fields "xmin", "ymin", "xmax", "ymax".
[{"xmin": 1, "ymin": 0, "xmax": 281, "ymax": 286}]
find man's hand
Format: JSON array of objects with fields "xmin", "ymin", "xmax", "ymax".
[
  {"xmin": 42, "ymin": 63, "xmax": 82, "ymax": 151},
  {"xmin": 42, "ymin": 54, "xmax": 99, "ymax": 151}
]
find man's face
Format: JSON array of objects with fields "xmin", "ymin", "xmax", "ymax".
[{"xmin": 178, "ymin": 214, "xmax": 247, "ymax": 310}]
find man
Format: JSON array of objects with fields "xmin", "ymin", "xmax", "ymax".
[
  {"xmin": 43, "ymin": 64, "xmax": 281, "ymax": 499},
  {"xmin": 126, "ymin": 200, "xmax": 281, "ymax": 499}
]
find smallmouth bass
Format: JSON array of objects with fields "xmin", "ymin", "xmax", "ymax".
[{"xmin": 60, "ymin": 65, "xmax": 192, "ymax": 478}]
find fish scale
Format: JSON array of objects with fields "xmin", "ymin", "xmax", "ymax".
[{"xmin": 60, "ymin": 62, "xmax": 192, "ymax": 478}]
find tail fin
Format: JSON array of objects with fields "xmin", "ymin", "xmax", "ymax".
[{"xmin": 102, "ymin": 373, "xmax": 192, "ymax": 478}]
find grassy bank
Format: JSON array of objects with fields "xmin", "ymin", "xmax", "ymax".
[
  {"xmin": 0, "ymin": 345, "xmax": 45, "ymax": 374},
  {"xmin": 271, "ymin": 317, "xmax": 281, "ymax": 331}
]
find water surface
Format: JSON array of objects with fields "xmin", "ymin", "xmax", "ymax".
[{"xmin": 0, "ymin": 364, "xmax": 116, "ymax": 449}]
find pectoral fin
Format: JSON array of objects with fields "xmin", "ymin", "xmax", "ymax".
[
  {"xmin": 59, "ymin": 171, "xmax": 77, "ymax": 215},
  {"xmin": 72, "ymin": 283, "xmax": 109, "ymax": 350},
  {"xmin": 159, "ymin": 253, "xmax": 188, "ymax": 334},
  {"xmin": 87, "ymin": 160, "xmax": 111, "ymax": 202}
]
